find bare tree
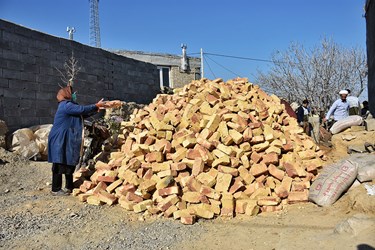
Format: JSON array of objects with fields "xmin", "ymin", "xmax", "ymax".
[
  {"xmin": 256, "ymin": 38, "xmax": 368, "ymax": 114},
  {"xmin": 55, "ymin": 51, "xmax": 81, "ymax": 87}
]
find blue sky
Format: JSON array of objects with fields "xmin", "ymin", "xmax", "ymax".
[{"xmin": 0, "ymin": 0, "xmax": 367, "ymax": 82}]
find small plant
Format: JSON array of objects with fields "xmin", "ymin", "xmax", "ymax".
[{"xmin": 56, "ymin": 51, "xmax": 81, "ymax": 87}]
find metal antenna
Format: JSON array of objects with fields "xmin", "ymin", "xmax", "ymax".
[
  {"xmin": 67, "ymin": 26, "xmax": 76, "ymax": 40},
  {"xmin": 89, "ymin": 0, "xmax": 101, "ymax": 47}
]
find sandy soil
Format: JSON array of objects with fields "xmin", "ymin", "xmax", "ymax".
[{"xmin": 1, "ymin": 135, "xmax": 375, "ymax": 250}]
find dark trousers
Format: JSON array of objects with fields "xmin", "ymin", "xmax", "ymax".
[{"xmin": 51, "ymin": 163, "xmax": 74, "ymax": 192}]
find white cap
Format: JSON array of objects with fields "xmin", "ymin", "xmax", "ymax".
[{"xmin": 339, "ymin": 90, "xmax": 348, "ymax": 95}]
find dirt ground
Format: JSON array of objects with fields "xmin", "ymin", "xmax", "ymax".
[{"xmin": 1, "ymin": 133, "xmax": 375, "ymax": 250}]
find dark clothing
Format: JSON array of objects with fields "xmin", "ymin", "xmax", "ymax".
[
  {"xmin": 52, "ymin": 162, "xmax": 75, "ymax": 175},
  {"xmin": 296, "ymin": 106, "xmax": 309, "ymax": 123},
  {"xmin": 361, "ymin": 107, "xmax": 370, "ymax": 117},
  {"xmin": 48, "ymin": 100, "xmax": 97, "ymax": 166},
  {"xmin": 296, "ymin": 105, "xmax": 310, "ymax": 135},
  {"xmin": 51, "ymin": 163, "xmax": 74, "ymax": 192}
]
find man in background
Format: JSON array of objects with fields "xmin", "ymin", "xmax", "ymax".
[
  {"xmin": 361, "ymin": 101, "xmax": 370, "ymax": 118},
  {"xmin": 323, "ymin": 90, "xmax": 350, "ymax": 123},
  {"xmin": 346, "ymin": 89, "xmax": 361, "ymax": 115},
  {"xmin": 296, "ymin": 99, "xmax": 310, "ymax": 135}
]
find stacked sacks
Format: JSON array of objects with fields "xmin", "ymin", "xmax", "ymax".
[{"xmin": 73, "ymin": 78, "xmax": 325, "ymax": 224}]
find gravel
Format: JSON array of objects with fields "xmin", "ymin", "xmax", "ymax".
[{"xmin": 0, "ymin": 148, "xmax": 205, "ymax": 249}]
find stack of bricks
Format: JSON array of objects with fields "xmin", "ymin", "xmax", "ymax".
[{"xmin": 73, "ymin": 78, "xmax": 325, "ymax": 224}]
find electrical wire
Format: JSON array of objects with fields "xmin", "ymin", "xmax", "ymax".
[
  {"xmin": 205, "ymin": 55, "xmax": 241, "ymax": 78},
  {"xmin": 205, "ymin": 52, "xmax": 278, "ymax": 63},
  {"xmin": 188, "ymin": 51, "xmax": 284, "ymax": 64},
  {"xmin": 203, "ymin": 56, "xmax": 217, "ymax": 79}
]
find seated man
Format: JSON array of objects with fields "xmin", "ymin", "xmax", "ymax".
[{"xmin": 323, "ymin": 90, "xmax": 349, "ymax": 124}]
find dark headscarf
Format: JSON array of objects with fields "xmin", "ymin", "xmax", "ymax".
[{"xmin": 56, "ymin": 86, "xmax": 72, "ymax": 102}]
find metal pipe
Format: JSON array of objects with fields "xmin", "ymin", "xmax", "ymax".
[{"xmin": 200, "ymin": 48, "xmax": 204, "ymax": 79}]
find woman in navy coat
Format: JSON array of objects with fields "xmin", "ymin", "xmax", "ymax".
[{"xmin": 48, "ymin": 85, "xmax": 106, "ymax": 195}]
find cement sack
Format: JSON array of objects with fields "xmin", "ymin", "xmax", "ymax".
[
  {"xmin": 8, "ymin": 128, "xmax": 35, "ymax": 152},
  {"xmin": 34, "ymin": 125, "xmax": 52, "ymax": 155},
  {"xmin": 330, "ymin": 115, "xmax": 363, "ymax": 134},
  {"xmin": 18, "ymin": 140, "xmax": 39, "ymax": 159},
  {"xmin": 347, "ymin": 154, "xmax": 375, "ymax": 182},
  {"xmin": 29, "ymin": 124, "xmax": 52, "ymax": 132},
  {"xmin": 309, "ymin": 160, "xmax": 358, "ymax": 206}
]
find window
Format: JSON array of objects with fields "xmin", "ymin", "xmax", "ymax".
[{"xmin": 157, "ymin": 66, "xmax": 171, "ymax": 88}]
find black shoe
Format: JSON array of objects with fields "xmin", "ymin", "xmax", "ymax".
[{"xmin": 51, "ymin": 190, "xmax": 69, "ymax": 196}]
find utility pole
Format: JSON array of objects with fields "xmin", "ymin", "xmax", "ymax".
[
  {"xmin": 200, "ymin": 48, "xmax": 204, "ymax": 79},
  {"xmin": 67, "ymin": 26, "xmax": 76, "ymax": 40}
]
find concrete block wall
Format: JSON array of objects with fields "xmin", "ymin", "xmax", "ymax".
[
  {"xmin": 0, "ymin": 19, "xmax": 160, "ymax": 131},
  {"xmin": 170, "ymin": 65, "xmax": 200, "ymax": 88}
]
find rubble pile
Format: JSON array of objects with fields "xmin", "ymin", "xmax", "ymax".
[{"xmin": 73, "ymin": 78, "xmax": 325, "ymax": 224}]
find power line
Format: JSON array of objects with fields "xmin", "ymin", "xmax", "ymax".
[
  {"xmin": 205, "ymin": 52, "xmax": 277, "ymax": 63},
  {"xmin": 188, "ymin": 51, "xmax": 284, "ymax": 64},
  {"xmin": 205, "ymin": 55, "xmax": 241, "ymax": 78},
  {"xmin": 203, "ymin": 56, "xmax": 217, "ymax": 79}
]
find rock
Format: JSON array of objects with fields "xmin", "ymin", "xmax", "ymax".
[
  {"xmin": 334, "ymin": 214, "xmax": 375, "ymax": 236},
  {"xmin": 70, "ymin": 212, "xmax": 79, "ymax": 218},
  {"xmin": 341, "ymin": 134, "xmax": 357, "ymax": 141}
]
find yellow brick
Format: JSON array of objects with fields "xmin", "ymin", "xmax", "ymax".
[
  {"xmin": 152, "ymin": 162, "xmax": 171, "ymax": 172},
  {"xmin": 196, "ymin": 173, "xmax": 216, "ymax": 187},
  {"xmin": 118, "ymin": 196, "xmax": 135, "ymax": 211},
  {"xmin": 263, "ymin": 124, "xmax": 274, "ymax": 141},
  {"xmin": 139, "ymin": 179, "xmax": 157, "ymax": 192},
  {"xmin": 172, "ymin": 147, "xmax": 188, "ymax": 162},
  {"xmin": 213, "ymin": 149, "xmax": 227, "ymax": 159},
  {"xmin": 182, "ymin": 192, "xmax": 202, "ymax": 203},
  {"xmin": 156, "ymin": 175, "xmax": 174, "ymax": 190},
  {"xmin": 252, "ymin": 141, "xmax": 270, "ymax": 152},
  {"xmin": 164, "ymin": 205, "xmax": 178, "ymax": 218},
  {"xmin": 87, "ymin": 195, "xmax": 103, "ymax": 206},
  {"xmin": 215, "ymin": 172, "xmax": 232, "ymax": 192},
  {"xmin": 240, "ymin": 154, "xmax": 250, "ymax": 169},
  {"xmin": 192, "ymin": 158, "xmax": 204, "ymax": 176},
  {"xmin": 192, "ymin": 204, "xmax": 215, "ymax": 219},
  {"xmin": 133, "ymin": 199, "xmax": 153, "ymax": 213},
  {"xmin": 250, "ymin": 187, "xmax": 270, "ymax": 200},
  {"xmin": 221, "ymin": 195, "xmax": 234, "ymax": 217},
  {"xmin": 218, "ymin": 165, "xmax": 238, "ymax": 176},
  {"xmin": 229, "ymin": 129, "xmax": 243, "ymax": 144},
  {"xmin": 218, "ymin": 121, "xmax": 229, "ymax": 139},
  {"xmin": 217, "ymin": 144, "xmax": 235, "ymax": 156},
  {"xmin": 106, "ymin": 179, "xmax": 123, "ymax": 193},
  {"xmin": 212, "ymin": 155, "xmax": 231, "ymax": 167},
  {"xmin": 245, "ymin": 200, "xmax": 259, "ymax": 216},
  {"xmin": 206, "ymin": 114, "xmax": 221, "ymax": 132}
]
